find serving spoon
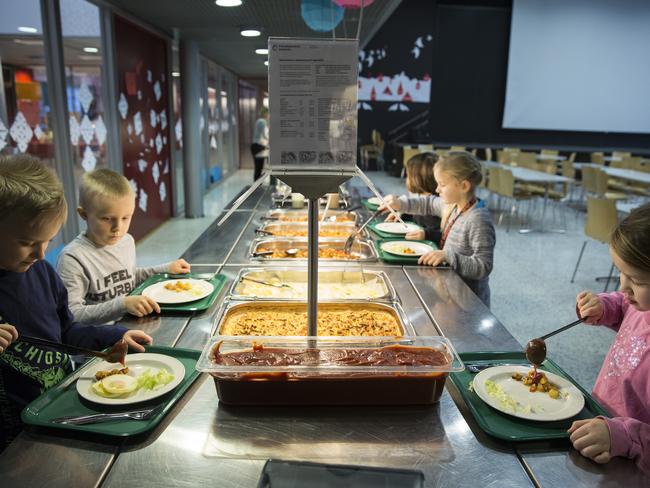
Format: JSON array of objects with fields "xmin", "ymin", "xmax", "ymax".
[
  {"xmin": 525, "ymin": 318, "xmax": 585, "ymax": 366},
  {"xmin": 20, "ymin": 336, "xmax": 129, "ymax": 365}
]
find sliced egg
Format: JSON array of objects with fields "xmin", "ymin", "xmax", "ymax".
[{"xmin": 101, "ymin": 374, "xmax": 138, "ymax": 394}]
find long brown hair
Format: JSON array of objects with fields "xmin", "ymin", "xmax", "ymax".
[
  {"xmin": 611, "ymin": 203, "xmax": 650, "ymax": 272},
  {"xmin": 406, "ymin": 152, "xmax": 438, "ymax": 194}
]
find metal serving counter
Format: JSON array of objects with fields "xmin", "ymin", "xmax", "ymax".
[{"xmin": 0, "ymin": 185, "xmax": 645, "ymax": 487}]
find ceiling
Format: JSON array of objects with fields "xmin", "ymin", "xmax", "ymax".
[{"xmin": 105, "ymin": 0, "xmax": 402, "ymax": 78}]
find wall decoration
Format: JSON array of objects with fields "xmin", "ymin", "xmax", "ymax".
[
  {"xmin": 69, "ymin": 115, "xmax": 81, "ymax": 145},
  {"xmin": 118, "ymin": 93, "xmax": 128, "ymax": 119},
  {"xmin": 0, "ymin": 118, "xmax": 7, "ymax": 151},
  {"xmin": 9, "ymin": 112, "xmax": 33, "ymax": 152},
  {"xmin": 81, "ymin": 146, "xmax": 97, "ymax": 172}
]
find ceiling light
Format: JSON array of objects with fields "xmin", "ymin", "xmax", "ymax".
[
  {"xmin": 18, "ymin": 26, "xmax": 38, "ymax": 33},
  {"xmin": 240, "ymin": 28, "xmax": 261, "ymax": 37},
  {"xmin": 255, "ymin": 48, "xmax": 268, "ymax": 55},
  {"xmin": 172, "ymin": 71, "xmax": 180, "ymax": 77},
  {"xmin": 83, "ymin": 47, "xmax": 99, "ymax": 53},
  {"xmin": 264, "ymin": 60, "xmax": 268, "ymax": 66},
  {"xmin": 215, "ymin": 0, "xmax": 242, "ymax": 6},
  {"xmin": 14, "ymin": 39, "xmax": 43, "ymax": 46}
]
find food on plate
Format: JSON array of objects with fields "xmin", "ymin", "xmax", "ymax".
[
  {"xmin": 234, "ymin": 278, "xmax": 386, "ymax": 299},
  {"xmin": 525, "ymin": 338, "xmax": 547, "ymax": 366},
  {"xmin": 95, "ymin": 367, "xmax": 129, "ymax": 381},
  {"xmin": 90, "ymin": 367, "xmax": 175, "ymax": 398},
  {"xmin": 386, "ymin": 245, "xmax": 416, "ymax": 255},
  {"xmin": 511, "ymin": 370, "xmax": 560, "ymax": 399},
  {"xmin": 164, "ymin": 280, "xmax": 193, "ymax": 292},
  {"xmin": 256, "ymin": 247, "xmax": 354, "ymax": 259},
  {"xmin": 106, "ymin": 338, "xmax": 129, "ymax": 366},
  {"xmin": 219, "ymin": 305, "xmax": 403, "ymax": 336}
]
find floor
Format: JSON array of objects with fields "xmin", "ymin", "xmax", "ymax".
[{"xmin": 136, "ymin": 169, "xmax": 617, "ymax": 391}]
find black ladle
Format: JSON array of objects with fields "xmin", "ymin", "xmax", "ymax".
[
  {"xmin": 21, "ymin": 336, "xmax": 129, "ymax": 365},
  {"xmin": 525, "ymin": 318, "xmax": 585, "ymax": 366}
]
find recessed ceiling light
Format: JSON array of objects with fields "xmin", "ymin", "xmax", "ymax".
[
  {"xmin": 264, "ymin": 60, "xmax": 268, "ymax": 66},
  {"xmin": 172, "ymin": 71, "xmax": 180, "ymax": 77},
  {"xmin": 216, "ymin": 0, "xmax": 242, "ymax": 6},
  {"xmin": 83, "ymin": 47, "xmax": 99, "ymax": 53},
  {"xmin": 18, "ymin": 26, "xmax": 38, "ymax": 33},
  {"xmin": 255, "ymin": 48, "xmax": 268, "ymax": 55},
  {"xmin": 240, "ymin": 28, "xmax": 261, "ymax": 37}
]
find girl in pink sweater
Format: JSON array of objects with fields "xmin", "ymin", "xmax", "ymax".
[{"xmin": 572, "ymin": 203, "xmax": 650, "ymax": 476}]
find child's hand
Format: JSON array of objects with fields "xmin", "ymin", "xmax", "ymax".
[
  {"xmin": 0, "ymin": 323, "xmax": 18, "ymax": 354},
  {"xmin": 384, "ymin": 212, "xmax": 400, "ymax": 222},
  {"xmin": 124, "ymin": 295, "xmax": 161, "ymax": 317},
  {"xmin": 122, "ymin": 330, "xmax": 153, "ymax": 353},
  {"xmin": 418, "ymin": 250, "xmax": 447, "ymax": 267},
  {"xmin": 406, "ymin": 229, "xmax": 425, "ymax": 240},
  {"xmin": 568, "ymin": 418, "xmax": 611, "ymax": 464},
  {"xmin": 576, "ymin": 291, "xmax": 604, "ymax": 324},
  {"xmin": 169, "ymin": 258, "xmax": 191, "ymax": 274},
  {"xmin": 378, "ymin": 195, "xmax": 401, "ymax": 213}
]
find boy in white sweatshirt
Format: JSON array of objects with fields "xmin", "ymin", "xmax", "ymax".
[{"xmin": 57, "ymin": 169, "xmax": 190, "ymax": 325}]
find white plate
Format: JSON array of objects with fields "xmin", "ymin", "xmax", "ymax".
[
  {"xmin": 473, "ymin": 365, "xmax": 585, "ymax": 421},
  {"xmin": 367, "ymin": 197, "xmax": 381, "ymax": 206},
  {"xmin": 76, "ymin": 353, "xmax": 185, "ymax": 405},
  {"xmin": 374, "ymin": 222, "xmax": 422, "ymax": 235},
  {"xmin": 380, "ymin": 240, "xmax": 434, "ymax": 257},
  {"xmin": 142, "ymin": 278, "xmax": 214, "ymax": 304}
]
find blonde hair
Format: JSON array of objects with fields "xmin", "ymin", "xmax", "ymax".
[
  {"xmin": 436, "ymin": 151, "xmax": 483, "ymax": 190},
  {"xmin": 0, "ymin": 154, "xmax": 67, "ymax": 225},
  {"xmin": 406, "ymin": 152, "xmax": 438, "ymax": 194},
  {"xmin": 79, "ymin": 168, "xmax": 133, "ymax": 210},
  {"xmin": 610, "ymin": 203, "xmax": 650, "ymax": 273}
]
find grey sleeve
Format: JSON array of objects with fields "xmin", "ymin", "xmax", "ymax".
[
  {"xmin": 135, "ymin": 262, "xmax": 172, "ymax": 285},
  {"xmin": 398, "ymin": 195, "xmax": 444, "ymax": 217},
  {"xmin": 444, "ymin": 214, "xmax": 495, "ymax": 281},
  {"xmin": 57, "ymin": 253, "xmax": 127, "ymax": 325}
]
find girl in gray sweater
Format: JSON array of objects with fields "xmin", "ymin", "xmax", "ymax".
[{"xmin": 383, "ymin": 152, "xmax": 495, "ymax": 306}]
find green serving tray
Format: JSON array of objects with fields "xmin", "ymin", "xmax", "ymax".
[
  {"xmin": 362, "ymin": 199, "xmax": 379, "ymax": 211},
  {"xmin": 448, "ymin": 351, "xmax": 609, "ymax": 442},
  {"xmin": 130, "ymin": 272, "xmax": 227, "ymax": 312},
  {"xmin": 375, "ymin": 238, "xmax": 437, "ymax": 265},
  {"xmin": 21, "ymin": 346, "xmax": 201, "ymax": 437},
  {"xmin": 368, "ymin": 221, "xmax": 423, "ymax": 240}
]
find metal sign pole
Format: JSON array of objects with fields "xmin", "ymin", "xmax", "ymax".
[{"xmin": 307, "ymin": 197, "xmax": 319, "ymax": 339}]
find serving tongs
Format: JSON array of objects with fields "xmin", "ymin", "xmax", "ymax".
[
  {"xmin": 344, "ymin": 208, "xmax": 382, "ymax": 253},
  {"xmin": 20, "ymin": 336, "xmax": 128, "ymax": 364},
  {"xmin": 241, "ymin": 276, "xmax": 292, "ymax": 289}
]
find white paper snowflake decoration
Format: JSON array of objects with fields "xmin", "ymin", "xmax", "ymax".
[
  {"xmin": 140, "ymin": 134, "xmax": 145, "ymax": 144},
  {"xmin": 153, "ymin": 81, "xmax": 161, "ymax": 101},
  {"xmin": 9, "ymin": 112, "xmax": 33, "ymax": 152},
  {"xmin": 128, "ymin": 178, "xmax": 137, "ymax": 194},
  {"xmin": 138, "ymin": 158, "xmax": 147, "ymax": 172},
  {"xmin": 33, "ymin": 124, "xmax": 44, "ymax": 141},
  {"xmin": 160, "ymin": 110, "xmax": 167, "ymax": 130},
  {"xmin": 68, "ymin": 115, "xmax": 80, "ymax": 146},
  {"xmin": 118, "ymin": 93, "xmax": 128, "ymax": 119},
  {"xmin": 163, "ymin": 160, "xmax": 169, "ymax": 174},
  {"xmin": 133, "ymin": 112, "xmax": 143, "ymax": 135},
  {"xmin": 150, "ymin": 109, "xmax": 157, "ymax": 128},
  {"xmin": 137, "ymin": 90, "xmax": 142, "ymax": 101},
  {"xmin": 175, "ymin": 118, "xmax": 182, "ymax": 147},
  {"xmin": 127, "ymin": 123, "xmax": 133, "ymax": 136},
  {"xmin": 162, "ymin": 135, "xmax": 167, "ymax": 145},
  {"xmin": 210, "ymin": 136, "xmax": 217, "ymax": 149},
  {"xmin": 155, "ymin": 134, "xmax": 162, "ymax": 154},
  {"xmin": 147, "ymin": 70, "xmax": 152, "ymax": 83},
  {"xmin": 152, "ymin": 161, "xmax": 160, "ymax": 184},
  {"xmin": 81, "ymin": 146, "xmax": 97, "ymax": 172},
  {"xmin": 0, "ymin": 118, "xmax": 7, "ymax": 151},
  {"xmin": 159, "ymin": 181, "xmax": 167, "ymax": 202},
  {"xmin": 95, "ymin": 115, "xmax": 107, "ymax": 145},
  {"xmin": 79, "ymin": 82, "xmax": 93, "ymax": 114},
  {"xmin": 138, "ymin": 188, "xmax": 148, "ymax": 212},
  {"xmin": 80, "ymin": 115, "xmax": 95, "ymax": 145}
]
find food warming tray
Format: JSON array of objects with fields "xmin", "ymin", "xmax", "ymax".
[
  {"xmin": 229, "ymin": 267, "xmax": 397, "ymax": 302},
  {"xmin": 257, "ymin": 221, "xmax": 363, "ymax": 239},
  {"xmin": 264, "ymin": 208, "xmax": 359, "ymax": 224},
  {"xmin": 249, "ymin": 237, "xmax": 378, "ymax": 262},
  {"xmin": 212, "ymin": 300, "xmax": 416, "ymax": 337},
  {"xmin": 196, "ymin": 336, "xmax": 464, "ymax": 405}
]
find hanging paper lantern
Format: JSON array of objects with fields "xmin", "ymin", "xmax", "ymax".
[
  {"xmin": 301, "ymin": 0, "xmax": 344, "ymax": 32},
  {"xmin": 333, "ymin": 0, "xmax": 376, "ymax": 8}
]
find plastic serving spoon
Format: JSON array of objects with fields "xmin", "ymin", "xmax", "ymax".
[{"xmin": 525, "ymin": 318, "xmax": 585, "ymax": 366}]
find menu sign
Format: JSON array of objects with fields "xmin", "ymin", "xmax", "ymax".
[{"xmin": 269, "ymin": 38, "xmax": 358, "ymax": 171}]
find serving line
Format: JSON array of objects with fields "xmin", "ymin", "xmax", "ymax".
[
  {"xmin": 484, "ymin": 160, "xmax": 573, "ymax": 234},
  {"xmin": 103, "ymin": 264, "xmax": 534, "ymax": 488}
]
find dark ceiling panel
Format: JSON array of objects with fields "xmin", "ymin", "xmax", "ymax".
[{"xmin": 105, "ymin": 0, "xmax": 401, "ymax": 77}]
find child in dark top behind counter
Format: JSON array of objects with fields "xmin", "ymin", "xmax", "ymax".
[{"xmin": 0, "ymin": 155, "xmax": 152, "ymax": 450}]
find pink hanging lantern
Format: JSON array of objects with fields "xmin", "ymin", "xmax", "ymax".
[{"xmin": 333, "ymin": 0, "xmax": 375, "ymax": 8}]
